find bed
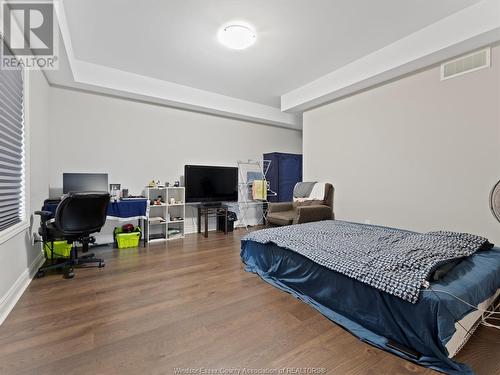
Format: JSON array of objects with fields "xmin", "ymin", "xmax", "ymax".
[{"xmin": 240, "ymin": 221, "xmax": 500, "ymax": 374}]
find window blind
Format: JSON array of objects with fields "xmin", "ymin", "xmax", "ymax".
[{"xmin": 0, "ymin": 65, "xmax": 24, "ymax": 232}]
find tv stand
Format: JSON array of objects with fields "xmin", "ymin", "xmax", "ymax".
[
  {"xmin": 200, "ymin": 202, "xmax": 222, "ymax": 207},
  {"xmin": 197, "ymin": 204, "xmax": 228, "ymax": 238}
]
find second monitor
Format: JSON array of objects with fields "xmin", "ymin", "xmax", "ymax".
[{"xmin": 63, "ymin": 173, "xmax": 109, "ymax": 193}]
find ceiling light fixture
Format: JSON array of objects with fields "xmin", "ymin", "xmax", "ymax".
[{"xmin": 218, "ymin": 23, "xmax": 256, "ymax": 50}]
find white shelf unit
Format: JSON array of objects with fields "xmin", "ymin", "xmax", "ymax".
[{"xmin": 144, "ymin": 187, "xmax": 185, "ymax": 242}]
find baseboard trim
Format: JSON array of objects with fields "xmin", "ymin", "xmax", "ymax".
[{"xmin": 0, "ymin": 251, "xmax": 45, "ymax": 326}]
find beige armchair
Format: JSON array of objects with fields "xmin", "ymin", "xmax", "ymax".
[{"xmin": 266, "ymin": 183, "xmax": 334, "ymax": 226}]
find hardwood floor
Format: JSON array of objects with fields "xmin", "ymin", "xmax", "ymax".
[{"xmin": 0, "ymin": 229, "xmax": 498, "ymax": 375}]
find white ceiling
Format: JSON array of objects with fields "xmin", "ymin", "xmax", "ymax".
[
  {"xmin": 45, "ymin": 0, "xmax": 499, "ymax": 129},
  {"xmin": 61, "ymin": 0, "xmax": 480, "ymax": 107}
]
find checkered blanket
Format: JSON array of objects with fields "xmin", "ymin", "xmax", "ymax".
[{"xmin": 243, "ymin": 221, "xmax": 492, "ymax": 303}]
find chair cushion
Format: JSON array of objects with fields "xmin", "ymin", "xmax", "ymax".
[{"xmin": 267, "ymin": 210, "xmax": 295, "ymax": 226}]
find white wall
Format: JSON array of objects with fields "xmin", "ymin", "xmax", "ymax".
[
  {"xmin": 48, "ymin": 87, "xmax": 302, "ymax": 237},
  {"xmin": 0, "ymin": 69, "xmax": 50, "ymax": 324},
  {"xmin": 304, "ymin": 45, "xmax": 500, "ymax": 244}
]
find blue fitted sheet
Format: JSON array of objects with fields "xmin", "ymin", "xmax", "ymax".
[{"xmin": 241, "ymin": 240, "xmax": 500, "ymax": 374}]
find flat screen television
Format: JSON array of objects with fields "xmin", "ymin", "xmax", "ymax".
[{"xmin": 184, "ymin": 165, "xmax": 238, "ymax": 204}]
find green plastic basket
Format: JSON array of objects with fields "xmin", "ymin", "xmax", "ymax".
[
  {"xmin": 114, "ymin": 227, "xmax": 142, "ymax": 249},
  {"xmin": 44, "ymin": 240, "xmax": 72, "ymax": 258}
]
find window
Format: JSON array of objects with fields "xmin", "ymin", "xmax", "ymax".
[{"xmin": 0, "ymin": 64, "xmax": 25, "ymax": 233}]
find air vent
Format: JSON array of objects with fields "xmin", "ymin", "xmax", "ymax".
[{"xmin": 441, "ymin": 48, "xmax": 490, "ymax": 80}]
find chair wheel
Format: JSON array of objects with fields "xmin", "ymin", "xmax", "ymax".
[
  {"xmin": 36, "ymin": 270, "xmax": 45, "ymax": 278},
  {"xmin": 64, "ymin": 268, "xmax": 75, "ymax": 279}
]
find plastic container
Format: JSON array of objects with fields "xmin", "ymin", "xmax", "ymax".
[
  {"xmin": 44, "ymin": 240, "xmax": 72, "ymax": 258},
  {"xmin": 217, "ymin": 211, "xmax": 238, "ymax": 232},
  {"xmin": 114, "ymin": 227, "xmax": 142, "ymax": 249}
]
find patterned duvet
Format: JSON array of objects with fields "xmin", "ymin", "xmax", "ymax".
[{"xmin": 243, "ymin": 220, "xmax": 492, "ymax": 303}]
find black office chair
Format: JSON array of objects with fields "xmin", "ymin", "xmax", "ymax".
[{"xmin": 35, "ymin": 192, "xmax": 110, "ymax": 279}]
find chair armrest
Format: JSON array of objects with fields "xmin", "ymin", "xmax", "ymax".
[
  {"xmin": 268, "ymin": 202, "xmax": 293, "ymax": 213},
  {"xmin": 35, "ymin": 210, "xmax": 53, "ymax": 221},
  {"xmin": 294, "ymin": 205, "xmax": 333, "ymax": 224}
]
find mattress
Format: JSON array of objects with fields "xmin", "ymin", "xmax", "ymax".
[
  {"xmin": 446, "ymin": 289, "xmax": 499, "ymax": 358},
  {"xmin": 241, "ymin": 239, "xmax": 500, "ymax": 375}
]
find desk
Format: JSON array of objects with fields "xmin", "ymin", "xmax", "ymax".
[
  {"xmin": 107, "ymin": 199, "xmax": 148, "ymax": 222},
  {"xmin": 197, "ymin": 205, "xmax": 228, "ymax": 238},
  {"xmin": 44, "ymin": 199, "xmax": 148, "ymax": 246},
  {"xmin": 108, "ymin": 199, "xmax": 148, "ymax": 246}
]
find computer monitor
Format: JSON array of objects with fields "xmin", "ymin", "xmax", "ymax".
[{"xmin": 63, "ymin": 173, "xmax": 109, "ymax": 193}]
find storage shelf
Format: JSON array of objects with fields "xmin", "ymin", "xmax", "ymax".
[
  {"xmin": 148, "ymin": 221, "xmax": 167, "ymax": 225},
  {"xmin": 167, "ymin": 234, "xmax": 184, "ymax": 240},
  {"xmin": 149, "ymin": 237, "xmax": 167, "ymax": 242},
  {"xmin": 144, "ymin": 186, "xmax": 185, "ymax": 244},
  {"xmin": 150, "ymin": 203, "xmax": 184, "ymax": 207}
]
